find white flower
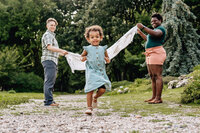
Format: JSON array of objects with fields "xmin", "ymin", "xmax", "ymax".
[{"xmin": 117, "ymin": 90, "xmax": 123, "ymax": 94}]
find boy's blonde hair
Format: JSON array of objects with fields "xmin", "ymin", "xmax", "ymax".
[
  {"xmin": 46, "ymin": 18, "xmax": 58, "ymax": 26},
  {"xmin": 84, "ymin": 25, "xmax": 104, "ymax": 39}
]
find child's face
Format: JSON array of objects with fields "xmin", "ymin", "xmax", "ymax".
[
  {"xmin": 87, "ymin": 31, "xmax": 102, "ymax": 46},
  {"xmin": 46, "ymin": 21, "xmax": 56, "ymax": 32}
]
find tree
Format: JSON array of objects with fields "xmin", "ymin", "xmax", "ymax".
[
  {"xmin": 184, "ymin": 0, "xmax": 200, "ymax": 34},
  {"xmin": 68, "ymin": 0, "xmax": 156, "ymax": 81},
  {"xmin": 162, "ymin": 0, "xmax": 200, "ymax": 76},
  {"xmin": 0, "ymin": 0, "xmax": 58, "ymax": 76},
  {"xmin": 0, "ymin": 46, "xmax": 23, "ymax": 90}
]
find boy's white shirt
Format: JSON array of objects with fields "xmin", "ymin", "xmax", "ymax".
[{"xmin": 65, "ymin": 26, "xmax": 138, "ymax": 73}]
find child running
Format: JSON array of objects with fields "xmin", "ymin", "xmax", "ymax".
[{"xmin": 81, "ymin": 25, "xmax": 111, "ymax": 115}]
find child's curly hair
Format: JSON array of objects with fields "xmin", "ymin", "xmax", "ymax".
[{"xmin": 84, "ymin": 25, "xmax": 104, "ymax": 39}]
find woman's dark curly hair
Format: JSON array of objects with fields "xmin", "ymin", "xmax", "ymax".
[{"xmin": 151, "ymin": 13, "xmax": 163, "ymax": 22}]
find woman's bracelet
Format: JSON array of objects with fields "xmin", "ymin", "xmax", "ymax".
[{"xmin": 141, "ymin": 26, "xmax": 146, "ymax": 30}]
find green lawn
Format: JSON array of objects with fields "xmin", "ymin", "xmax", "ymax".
[
  {"xmin": 1, "ymin": 78, "xmax": 200, "ymax": 117},
  {"xmin": 0, "ymin": 92, "xmax": 43, "ymax": 109},
  {"xmin": 100, "ymin": 79, "xmax": 200, "ymax": 117}
]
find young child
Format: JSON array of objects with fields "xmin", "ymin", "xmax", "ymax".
[{"xmin": 81, "ymin": 25, "xmax": 111, "ymax": 115}]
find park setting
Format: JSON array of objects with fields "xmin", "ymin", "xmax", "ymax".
[{"xmin": 0, "ymin": 0, "xmax": 200, "ymax": 132}]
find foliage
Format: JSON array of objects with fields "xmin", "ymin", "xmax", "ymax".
[
  {"xmin": 184, "ymin": 0, "xmax": 200, "ymax": 34},
  {"xmin": 11, "ymin": 72, "xmax": 43, "ymax": 92},
  {"xmin": 52, "ymin": 0, "xmax": 156, "ymax": 92},
  {"xmin": 181, "ymin": 65, "xmax": 200, "ymax": 104},
  {"xmin": 0, "ymin": 0, "xmax": 199, "ymax": 92},
  {"xmin": 162, "ymin": 0, "xmax": 200, "ymax": 76},
  {"xmin": 8, "ymin": 89, "xmax": 16, "ymax": 94},
  {"xmin": 0, "ymin": 46, "xmax": 23, "ymax": 90},
  {"xmin": 163, "ymin": 76, "xmax": 178, "ymax": 85},
  {"xmin": 106, "ymin": 78, "xmax": 151, "ymax": 96},
  {"xmin": 101, "ymin": 79, "xmax": 200, "ymax": 116},
  {"xmin": 112, "ymin": 80, "xmax": 133, "ymax": 89},
  {"xmin": 0, "ymin": 0, "xmax": 58, "ymax": 77}
]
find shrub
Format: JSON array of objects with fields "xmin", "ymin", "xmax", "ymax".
[
  {"xmin": 75, "ymin": 89, "xmax": 84, "ymax": 94},
  {"xmin": 8, "ymin": 89, "xmax": 16, "ymax": 94},
  {"xmin": 111, "ymin": 80, "xmax": 133, "ymax": 89},
  {"xmin": 163, "ymin": 76, "xmax": 178, "ymax": 85},
  {"xmin": 11, "ymin": 72, "xmax": 43, "ymax": 92},
  {"xmin": 181, "ymin": 66, "xmax": 200, "ymax": 104},
  {"xmin": 134, "ymin": 78, "xmax": 151, "ymax": 87},
  {"xmin": 0, "ymin": 46, "xmax": 21, "ymax": 90}
]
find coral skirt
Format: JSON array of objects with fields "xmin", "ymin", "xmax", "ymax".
[{"xmin": 144, "ymin": 46, "xmax": 166, "ymax": 65}]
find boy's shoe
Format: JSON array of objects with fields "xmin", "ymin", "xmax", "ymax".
[{"xmin": 49, "ymin": 102, "xmax": 59, "ymax": 106}]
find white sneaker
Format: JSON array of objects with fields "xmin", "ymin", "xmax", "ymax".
[
  {"xmin": 85, "ymin": 109, "xmax": 92, "ymax": 115},
  {"xmin": 85, "ymin": 107, "xmax": 92, "ymax": 115}
]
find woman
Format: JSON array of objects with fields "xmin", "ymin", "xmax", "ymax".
[{"xmin": 137, "ymin": 13, "xmax": 166, "ymax": 104}]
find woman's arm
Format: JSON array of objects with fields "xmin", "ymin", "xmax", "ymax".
[
  {"xmin": 104, "ymin": 51, "xmax": 110, "ymax": 63},
  {"xmin": 81, "ymin": 50, "xmax": 87, "ymax": 62},
  {"xmin": 137, "ymin": 23, "xmax": 163, "ymax": 37},
  {"xmin": 137, "ymin": 28, "xmax": 147, "ymax": 41}
]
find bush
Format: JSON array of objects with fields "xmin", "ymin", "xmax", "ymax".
[
  {"xmin": 163, "ymin": 76, "xmax": 178, "ymax": 85},
  {"xmin": 0, "ymin": 46, "xmax": 21, "ymax": 90},
  {"xmin": 8, "ymin": 89, "xmax": 16, "ymax": 94},
  {"xmin": 193, "ymin": 65, "xmax": 200, "ymax": 71},
  {"xmin": 75, "ymin": 89, "xmax": 84, "ymax": 94},
  {"xmin": 134, "ymin": 78, "xmax": 151, "ymax": 87},
  {"xmin": 111, "ymin": 80, "xmax": 133, "ymax": 89},
  {"xmin": 181, "ymin": 66, "xmax": 200, "ymax": 104},
  {"xmin": 11, "ymin": 72, "xmax": 43, "ymax": 92}
]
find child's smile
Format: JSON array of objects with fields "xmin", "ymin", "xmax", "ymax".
[{"xmin": 88, "ymin": 31, "xmax": 102, "ymax": 46}]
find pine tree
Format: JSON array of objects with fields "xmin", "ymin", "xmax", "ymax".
[{"xmin": 162, "ymin": 0, "xmax": 200, "ymax": 76}]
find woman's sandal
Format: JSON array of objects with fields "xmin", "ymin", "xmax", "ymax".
[
  {"xmin": 92, "ymin": 97, "xmax": 98, "ymax": 108},
  {"xmin": 85, "ymin": 107, "xmax": 93, "ymax": 115}
]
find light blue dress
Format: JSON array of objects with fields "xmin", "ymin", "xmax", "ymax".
[{"xmin": 83, "ymin": 45, "xmax": 111, "ymax": 93}]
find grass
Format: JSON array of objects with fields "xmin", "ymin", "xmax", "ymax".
[
  {"xmin": 1, "ymin": 76, "xmax": 200, "ymax": 118},
  {"xmin": 96, "ymin": 111, "xmax": 111, "ymax": 116},
  {"xmin": 101, "ymin": 79, "xmax": 200, "ymax": 117},
  {"xmin": 149, "ymin": 119, "xmax": 167, "ymax": 123},
  {"xmin": 0, "ymin": 92, "xmax": 43, "ymax": 109}
]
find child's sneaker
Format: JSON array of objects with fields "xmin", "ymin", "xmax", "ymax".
[{"xmin": 85, "ymin": 107, "xmax": 92, "ymax": 115}]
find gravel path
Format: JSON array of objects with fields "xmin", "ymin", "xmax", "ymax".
[{"xmin": 0, "ymin": 95, "xmax": 200, "ymax": 133}]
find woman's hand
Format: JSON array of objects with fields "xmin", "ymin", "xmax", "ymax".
[
  {"xmin": 137, "ymin": 28, "xmax": 142, "ymax": 34},
  {"xmin": 81, "ymin": 56, "xmax": 87, "ymax": 62},
  {"xmin": 137, "ymin": 23, "xmax": 144, "ymax": 29},
  {"xmin": 104, "ymin": 57, "xmax": 110, "ymax": 63}
]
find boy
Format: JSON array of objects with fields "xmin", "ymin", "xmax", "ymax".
[{"xmin": 41, "ymin": 18, "xmax": 68, "ymax": 106}]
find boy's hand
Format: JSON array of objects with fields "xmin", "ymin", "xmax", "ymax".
[
  {"xmin": 104, "ymin": 57, "xmax": 110, "ymax": 63},
  {"xmin": 62, "ymin": 50, "xmax": 68, "ymax": 55},
  {"xmin": 81, "ymin": 56, "xmax": 87, "ymax": 62},
  {"xmin": 60, "ymin": 50, "xmax": 68, "ymax": 56}
]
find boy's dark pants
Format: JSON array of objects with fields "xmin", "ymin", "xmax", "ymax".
[{"xmin": 42, "ymin": 60, "xmax": 57, "ymax": 106}]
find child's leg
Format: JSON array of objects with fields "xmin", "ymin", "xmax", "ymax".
[
  {"xmin": 87, "ymin": 91, "xmax": 94, "ymax": 110},
  {"xmin": 94, "ymin": 88, "xmax": 106, "ymax": 101}
]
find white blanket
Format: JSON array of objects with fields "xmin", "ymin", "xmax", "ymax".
[{"xmin": 65, "ymin": 26, "xmax": 138, "ymax": 73}]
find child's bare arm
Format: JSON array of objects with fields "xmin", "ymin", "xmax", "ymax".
[
  {"xmin": 81, "ymin": 50, "xmax": 87, "ymax": 62},
  {"xmin": 104, "ymin": 51, "xmax": 110, "ymax": 63}
]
